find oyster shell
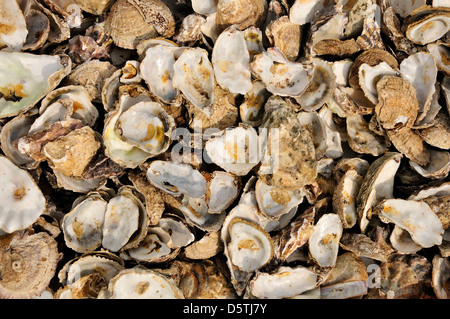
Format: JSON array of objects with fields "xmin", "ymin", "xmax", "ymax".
[
  {"xmin": 250, "ymin": 47, "xmax": 313, "ymax": 97},
  {"xmin": 308, "ymin": 213, "xmax": 343, "ymax": 268},
  {"xmin": 216, "ymin": 0, "xmax": 267, "ymax": 31},
  {"xmin": 289, "ymin": 0, "xmax": 330, "ymax": 26},
  {"xmin": 173, "ymin": 47, "xmax": 215, "ymax": 109},
  {"xmin": 258, "ymin": 96, "xmax": 317, "ymax": 190},
  {"xmin": 145, "ymin": 160, "xmax": 207, "ymax": 198},
  {"xmin": 226, "ymin": 217, "xmax": 274, "ymax": 273},
  {"xmin": 61, "ymin": 192, "xmax": 107, "ymax": 252},
  {"xmin": 0, "ymin": 52, "xmax": 71, "ymax": 118},
  {"xmin": 265, "ymin": 15, "xmax": 301, "ymax": 61},
  {"xmin": 400, "ymin": 52, "xmax": 438, "ymax": 126},
  {"xmin": 0, "ymin": 231, "xmax": 61, "ymax": 299},
  {"xmin": 405, "ymin": 8, "xmax": 450, "ymax": 45},
  {"xmin": 105, "ymin": 0, "xmax": 175, "ymax": 50},
  {"xmin": 356, "ymin": 152, "xmax": 402, "ymax": 232},
  {"xmin": 140, "ymin": 45, "xmax": 178, "ymax": 104},
  {"xmin": 294, "ymin": 58, "xmax": 336, "ymax": 112},
  {"xmin": 0, "ymin": 156, "xmax": 46, "ymax": 234},
  {"xmin": 375, "ymin": 199, "xmax": 443, "ymax": 248},
  {"xmin": 100, "ymin": 267, "xmax": 184, "ymax": 299},
  {"xmin": 205, "ymin": 125, "xmax": 260, "ymax": 176},
  {"xmin": 427, "ymin": 42, "xmax": 450, "ymax": 77},
  {"xmin": 212, "ymin": 26, "xmax": 252, "ymax": 95},
  {"xmin": 248, "ymin": 265, "xmax": 319, "ymax": 299},
  {"xmin": 0, "ymin": 0, "xmax": 28, "ymax": 51},
  {"xmin": 432, "ymin": 255, "xmax": 450, "ymax": 299}
]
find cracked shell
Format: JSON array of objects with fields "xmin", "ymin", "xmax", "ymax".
[{"xmin": 0, "ymin": 232, "xmax": 61, "ymax": 299}]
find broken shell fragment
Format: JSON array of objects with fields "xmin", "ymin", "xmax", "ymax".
[
  {"xmin": 333, "ymin": 169, "xmax": 363, "ymax": 229},
  {"xmin": 0, "ymin": 156, "xmax": 46, "ymax": 234}
]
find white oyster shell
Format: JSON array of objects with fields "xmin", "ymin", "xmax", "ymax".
[
  {"xmin": 145, "ymin": 160, "xmax": 207, "ymax": 198},
  {"xmin": 173, "ymin": 47, "xmax": 215, "ymax": 109},
  {"xmin": 212, "ymin": 27, "xmax": 252, "ymax": 94},
  {"xmin": 103, "ymin": 268, "xmax": 184, "ymax": 299},
  {"xmin": 255, "ymin": 178, "xmax": 304, "ymax": 221},
  {"xmin": 0, "ymin": 155, "xmax": 46, "ymax": 233},
  {"xmin": 400, "ymin": 52, "xmax": 437, "ymax": 124},
  {"xmin": 358, "ymin": 62, "xmax": 398, "ymax": 104},
  {"xmin": 0, "ymin": 52, "xmax": 70, "ymax": 118},
  {"xmin": 61, "ymin": 193, "xmax": 107, "ymax": 253},
  {"xmin": 116, "ymin": 101, "xmax": 175, "ymax": 156},
  {"xmin": 289, "ymin": 0, "xmax": 330, "ymax": 25},
  {"xmin": 0, "ymin": 0, "xmax": 28, "ymax": 51},
  {"xmin": 248, "ymin": 266, "xmax": 318, "ymax": 299},
  {"xmin": 250, "ymin": 47, "xmax": 312, "ymax": 97},
  {"xmin": 140, "ymin": 45, "xmax": 178, "ymax": 104},
  {"xmin": 227, "ymin": 217, "xmax": 274, "ymax": 273},
  {"xmin": 205, "ymin": 126, "xmax": 260, "ymax": 176},
  {"xmin": 377, "ymin": 199, "xmax": 444, "ymax": 248},
  {"xmin": 308, "ymin": 213, "xmax": 343, "ymax": 268}
]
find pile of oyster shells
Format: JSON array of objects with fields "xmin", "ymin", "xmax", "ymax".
[{"xmin": 0, "ymin": 0, "xmax": 449, "ymax": 299}]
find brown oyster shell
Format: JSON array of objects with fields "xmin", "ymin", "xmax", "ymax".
[
  {"xmin": 313, "ymin": 38, "xmax": 362, "ymax": 57},
  {"xmin": 0, "ymin": 231, "xmax": 61, "ymax": 299},
  {"xmin": 66, "ymin": 60, "xmax": 117, "ymax": 103},
  {"xmin": 265, "ymin": 15, "xmax": 301, "ymax": 61},
  {"xmin": 348, "ymin": 48, "xmax": 399, "ymax": 89},
  {"xmin": 385, "ymin": 127, "xmax": 430, "ymax": 167},
  {"xmin": 155, "ymin": 260, "xmax": 237, "ymax": 299},
  {"xmin": 258, "ymin": 96, "xmax": 317, "ymax": 190},
  {"xmin": 105, "ymin": 0, "xmax": 175, "ymax": 50},
  {"xmin": 375, "ymin": 75, "xmax": 419, "ymax": 131},
  {"xmin": 216, "ymin": 0, "xmax": 267, "ymax": 31},
  {"xmin": 42, "ymin": 126, "xmax": 102, "ymax": 178}
]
